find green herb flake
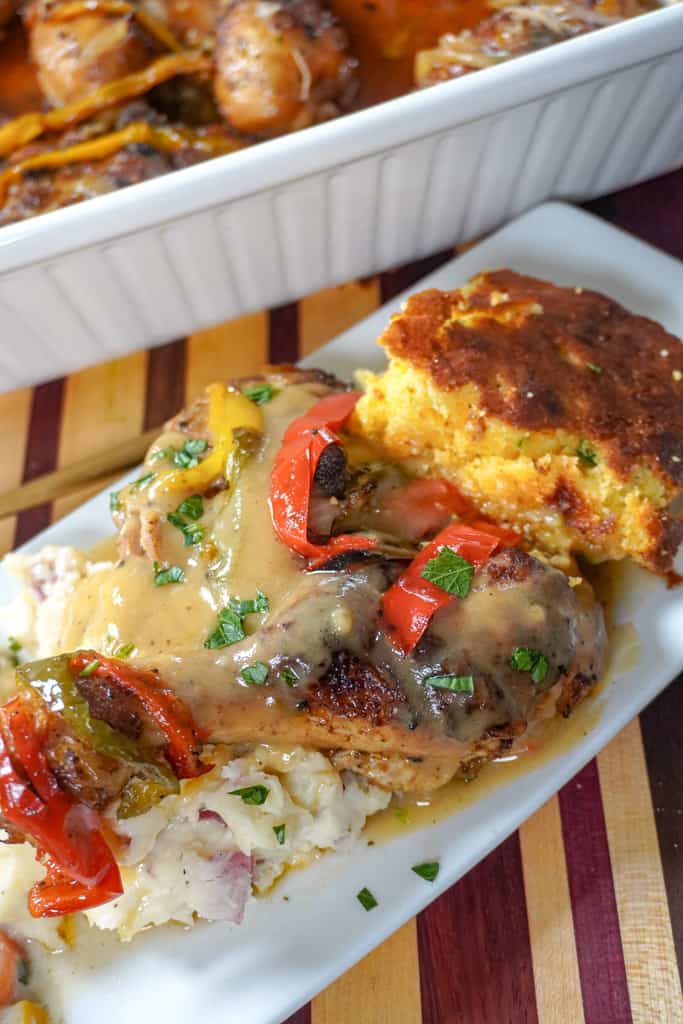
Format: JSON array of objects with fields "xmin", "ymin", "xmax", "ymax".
[
  {"xmin": 412, "ymin": 861, "xmax": 440, "ymax": 883},
  {"xmin": 586, "ymin": 362, "xmax": 602, "ymax": 374},
  {"xmin": 244, "ymin": 383, "xmax": 277, "ymax": 406},
  {"xmin": 241, "ymin": 661, "xmax": 269, "ymax": 686},
  {"xmin": 273, "ymin": 824, "xmax": 286, "ymax": 845},
  {"xmin": 421, "ymin": 546, "xmax": 474, "ymax": 599},
  {"xmin": 115, "ymin": 642, "xmax": 135, "ymax": 659},
  {"xmin": 229, "ymin": 784, "xmax": 269, "ymax": 806},
  {"xmin": 228, "ymin": 589, "xmax": 269, "ymax": 616},
  {"xmin": 155, "ymin": 438, "xmax": 208, "ymax": 469},
  {"xmin": 575, "ymin": 439, "xmax": 598, "ymax": 467},
  {"xmin": 79, "ymin": 658, "xmax": 100, "ymax": 678},
  {"xmin": 167, "ymin": 511, "xmax": 205, "ymax": 547},
  {"xmin": 177, "ymin": 494, "xmax": 204, "ymax": 520},
  {"xmin": 425, "ymin": 674, "xmax": 475, "ymax": 695},
  {"xmin": 510, "ymin": 646, "xmax": 549, "ymax": 685},
  {"xmin": 204, "ymin": 608, "xmax": 245, "ymax": 648},
  {"xmin": 153, "ymin": 562, "xmax": 185, "ymax": 587},
  {"xmin": 17, "ymin": 958, "xmax": 30, "ymax": 986},
  {"xmin": 131, "ymin": 471, "xmax": 155, "ymax": 490},
  {"xmin": 394, "ymin": 806, "xmax": 410, "ymax": 825},
  {"xmin": 279, "ymin": 667, "xmax": 298, "ymax": 687},
  {"xmin": 109, "ymin": 490, "xmax": 121, "ymax": 512},
  {"xmin": 6, "ymin": 636, "xmax": 21, "ymax": 668},
  {"xmin": 357, "ymin": 887, "xmax": 378, "ymax": 911}
]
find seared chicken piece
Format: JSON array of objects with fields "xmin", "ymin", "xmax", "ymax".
[
  {"xmin": 415, "ymin": 1, "xmax": 630, "ymax": 86},
  {"xmin": 25, "ymin": 0, "xmax": 164, "ymax": 107},
  {"xmin": 213, "ymin": 0, "xmax": 358, "ymax": 136},
  {"xmin": 0, "ymin": 102, "xmax": 241, "ymax": 227}
]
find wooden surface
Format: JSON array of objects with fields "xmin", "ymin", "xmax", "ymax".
[{"xmin": 2, "ymin": 171, "xmax": 682, "ymax": 1024}]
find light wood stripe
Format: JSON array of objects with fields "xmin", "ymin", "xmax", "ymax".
[
  {"xmin": 53, "ymin": 351, "xmax": 146, "ymax": 519},
  {"xmin": 312, "ymin": 921, "xmax": 422, "ymax": 1024},
  {"xmin": 598, "ymin": 719, "xmax": 683, "ymax": 1024},
  {"xmin": 299, "ymin": 280, "xmax": 381, "ymax": 357},
  {"xmin": 186, "ymin": 315, "xmax": 269, "ymax": 402},
  {"xmin": 0, "ymin": 386, "xmax": 32, "ymax": 555},
  {"xmin": 520, "ymin": 797, "xmax": 585, "ymax": 1024}
]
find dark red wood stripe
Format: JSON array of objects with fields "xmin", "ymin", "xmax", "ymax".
[
  {"xmin": 282, "ymin": 1005, "xmax": 311, "ymax": 1024},
  {"xmin": 14, "ymin": 378, "xmax": 65, "ymax": 547},
  {"xmin": 379, "ymin": 248, "xmax": 455, "ymax": 304},
  {"xmin": 144, "ymin": 339, "xmax": 187, "ymax": 430},
  {"xmin": 639, "ymin": 676, "xmax": 683, "ymax": 976},
  {"xmin": 417, "ymin": 832, "xmax": 538, "ymax": 1024},
  {"xmin": 269, "ymin": 302, "xmax": 300, "ymax": 364},
  {"xmin": 558, "ymin": 759, "xmax": 632, "ymax": 1024}
]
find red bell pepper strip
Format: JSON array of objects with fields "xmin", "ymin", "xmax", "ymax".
[
  {"xmin": 68, "ymin": 652, "xmax": 211, "ymax": 779},
  {"xmin": 0, "ymin": 697, "xmax": 123, "ymax": 916},
  {"xmin": 382, "ymin": 520, "xmax": 520, "ymax": 654},
  {"xmin": 28, "ymin": 853, "xmax": 123, "ymax": 918},
  {"xmin": 0, "ymin": 929, "xmax": 23, "ymax": 1007},
  {"xmin": 270, "ymin": 391, "xmax": 378, "ymax": 565}
]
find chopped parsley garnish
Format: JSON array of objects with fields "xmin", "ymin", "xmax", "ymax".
[
  {"xmin": 425, "ymin": 674, "xmax": 474, "ymax": 695},
  {"xmin": 79, "ymin": 658, "xmax": 100, "ymax": 678},
  {"xmin": 115, "ymin": 642, "xmax": 135, "ymax": 658},
  {"xmin": 177, "ymin": 494, "xmax": 204, "ymax": 520},
  {"xmin": 412, "ymin": 861, "xmax": 440, "ymax": 883},
  {"xmin": 229, "ymin": 784, "xmax": 269, "ymax": 805},
  {"xmin": 243, "ymin": 383, "xmax": 277, "ymax": 406},
  {"xmin": 109, "ymin": 490, "xmax": 121, "ymax": 512},
  {"xmin": 228, "ymin": 590, "xmax": 269, "ymax": 616},
  {"xmin": 204, "ymin": 591, "xmax": 268, "ymax": 648},
  {"xmin": 241, "ymin": 661, "xmax": 269, "ymax": 686},
  {"xmin": 586, "ymin": 362, "xmax": 602, "ymax": 374},
  {"xmin": 357, "ymin": 887, "xmax": 378, "ymax": 911},
  {"xmin": 154, "ymin": 438, "xmax": 208, "ymax": 469},
  {"xmin": 17, "ymin": 958, "xmax": 30, "ymax": 986},
  {"xmin": 575, "ymin": 439, "xmax": 598, "ymax": 467},
  {"xmin": 7, "ymin": 636, "xmax": 21, "ymax": 667},
  {"xmin": 204, "ymin": 608, "xmax": 245, "ymax": 648},
  {"xmin": 279, "ymin": 667, "xmax": 298, "ymax": 687},
  {"xmin": 131, "ymin": 471, "xmax": 155, "ymax": 490},
  {"xmin": 421, "ymin": 547, "xmax": 474, "ymax": 599},
  {"xmin": 153, "ymin": 562, "xmax": 185, "ymax": 587},
  {"xmin": 510, "ymin": 646, "xmax": 548, "ymax": 684},
  {"xmin": 394, "ymin": 806, "xmax": 410, "ymax": 825},
  {"xmin": 168, "ymin": 512, "xmax": 204, "ymax": 547},
  {"xmin": 273, "ymin": 824, "xmax": 286, "ymax": 845},
  {"xmin": 168, "ymin": 494, "xmax": 205, "ymax": 546}
]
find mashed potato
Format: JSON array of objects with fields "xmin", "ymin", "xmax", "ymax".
[{"xmin": 0, "ymin": 548, "xmax": 390, "ymax": 943}]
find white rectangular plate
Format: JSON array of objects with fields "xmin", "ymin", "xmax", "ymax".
[{"xmin": 3, "ymin": 202, "xmax": 682, "ymax": 1024}]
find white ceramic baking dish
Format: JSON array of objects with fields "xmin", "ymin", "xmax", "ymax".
[{"xmin": 0, "ymin": 3, "xmax": 681, "ymax": 392}]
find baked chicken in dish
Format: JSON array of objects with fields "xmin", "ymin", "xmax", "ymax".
[{"xmin": 0, "ymin": 0, "xmax": 658, "ymax": 224}]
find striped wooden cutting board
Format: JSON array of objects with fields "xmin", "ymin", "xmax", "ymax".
[{"xmin": 1, "ymin": 178, "xmax": 682, "ymax": 1024}]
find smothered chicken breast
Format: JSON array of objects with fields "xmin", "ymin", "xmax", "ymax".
[{"xmin": 4, "ymin": 269, "xmax": 680, "ymax": 980}]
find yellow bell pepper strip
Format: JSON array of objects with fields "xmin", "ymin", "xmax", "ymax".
[
  {"xmin": 16, "ymin": 1001, "xmax": 50, "ymax": 1024},
  {"xmin": 0, "ymin": 122, "xmax": 244, "ymax": 206},
  {"xmin": 155, "ymin": 383, "xmax": 263, "ymax": 494},
  {"xmin": 42, "ymin": 0, "xmax": 182, "ymax": 52},
  {"xmin": 0, "ymin": 51, "xmax": 211, "ymax": 158},
  {"xmin": 17, "ymin": 656, "xmax": 179, "ymax": 817}
]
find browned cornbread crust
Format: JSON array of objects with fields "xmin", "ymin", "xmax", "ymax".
[{"xmin": 354, "ymin": 270, "xmax": 683, "ymax": 573}]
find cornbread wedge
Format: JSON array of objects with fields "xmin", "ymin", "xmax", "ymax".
[{"xmin": 353, "ymin": 270, "xmax": 683, "ymax": 574}]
